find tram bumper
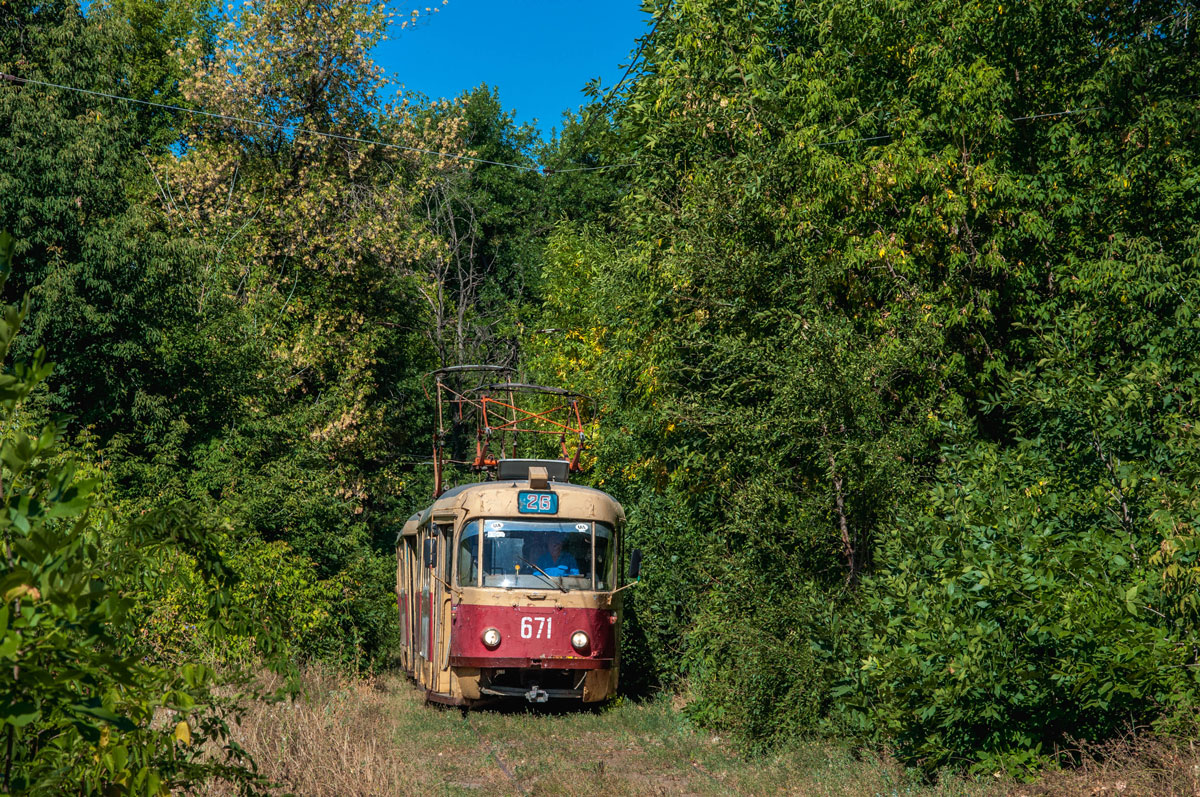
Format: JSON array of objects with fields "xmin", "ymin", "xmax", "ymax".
[
  {"xmin": 465, "ymin": 664, "xmax": 616, "ymax": 703},
  {"xmin": 474, "ymin": 672, "xmax": 614, "ymax": 702},
  {"xmin": 477, "ymin": 684, "xmax": 563, "ymax": 702},
  {"xmin": 452, "ymin": 657, "xmax": 615, "ymax": 702}
]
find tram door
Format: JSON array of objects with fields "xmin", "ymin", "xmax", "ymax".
[
  {"xmin": 418, "ymin": 523, "xmax": 433, "ymax": 685},
  {"xmin": 431, "ymin": 522, "xmax": 454, "ymax": 693},
  {"xmin": 401, "ymin": 536, "xmax": 417, "ymax": 670}
]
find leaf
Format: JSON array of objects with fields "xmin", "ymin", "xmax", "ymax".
[
  {"xmin": 0, "ymin": 702, "xmax": 40, "ymax": 727},
  {"xmin": 2, "ymin": 583, "xmax": 38, "ymax": 603},
  {"xmin": 0, "ymin": 230, "xmax": 12, "ymax": 273},
  {"xmin": 70, "ymin": 703, "xmax": 136, "ymax": 732}
]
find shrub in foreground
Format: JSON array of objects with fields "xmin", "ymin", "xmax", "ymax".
[{"xmin": 0, "ymin": 236, "xmax": 272, "ymax": 795}]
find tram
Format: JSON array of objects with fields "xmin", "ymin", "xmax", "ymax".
[{"xmin": 395, "ymin": 368, "xmax": 641, "ymax": 705}]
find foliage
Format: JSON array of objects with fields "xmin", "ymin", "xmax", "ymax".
[
  {"xmin": 0, "ymin": 0, "xmax": 205, "ymax": 438},
  {"xmin": 850, "ymin": 233, "xmax": 1200, "ymax": 772},
  {"xmin": 850, "ymin": 436, "xmax": 1200, "ymax": 774},
  {"xmin": 129, "ymin": 0, "xmax": 475, "ymax": 664},
  {"xmin": 95, "ymin": 0, "xmax": 220, "ymax": 148},
  {"xmin": 526, "ymin": 0, "xmax": 1200, "ymax": 770},
  {"xmin": 0, "ymin": 237, "xmax": 274, "ymax": 795},
  {"xmin": 7, "ymin": 0, "xmax": 1200, "ymax": 778}
]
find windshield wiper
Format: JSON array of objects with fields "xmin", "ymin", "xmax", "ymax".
[{"xmin": 517, "ymin": 556, "xmax": 568, "ymax": 593}]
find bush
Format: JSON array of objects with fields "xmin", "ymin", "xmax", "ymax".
[
  {"xmin": 848, "ymin": 438, "xmax": 1200, "ymax": 775},
  {"xmin": 0, "ymin": 236, "xmax": 273, "ymax": 794}
]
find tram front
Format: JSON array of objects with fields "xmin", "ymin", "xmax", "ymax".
[{"xmin": 446, "ymin": 461, "xmax": 632, "ymax": 704}]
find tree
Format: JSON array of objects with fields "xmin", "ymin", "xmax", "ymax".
[
  {"xmin": 0, "ymin": 233, "xmax": 273, "ymax": 796},
  {"xmin": 0, "ymin": 0, "xmax": 206, "ymax": 440},
  {"xmin": 132, "ymin": 0, "xmax": 475, "ymax": 658},
  {"xmin": 527, "ymin": 0, "xmax": 1200, "ymax": 766},
  {"xmin": 95, "ymin": 0, "xmax": 219, "ymax": 149}
]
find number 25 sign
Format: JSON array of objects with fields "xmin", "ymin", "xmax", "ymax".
[{"xmin": 518, "ymin": 491, "xmax": 558, "ymax": 514}]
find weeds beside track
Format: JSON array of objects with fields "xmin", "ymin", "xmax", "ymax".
[{"xmin": 193, "ymin": 667, "xmax": 1197, "ymax": 796}]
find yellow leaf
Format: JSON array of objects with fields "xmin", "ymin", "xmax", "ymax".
[
  {"xmin": 3, "ymin": 584, "xmax": 39, "ymax": 602},
  {"xmin": 174, "ymin": 720, "xmax": 192, "ymax": 746}
]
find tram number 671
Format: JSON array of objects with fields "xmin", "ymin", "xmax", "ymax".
[{"xmin": 520, "ymin": 616, "xmax": 552, "ymax": 639}]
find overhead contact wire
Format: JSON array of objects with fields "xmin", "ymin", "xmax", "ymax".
[
  {"xmin": 0, "ymin": 72, "xmax": 543, "ymax": 172},
  {"xmin": 5, "ymin": 73, "xmax": 1194, "ymax": 172},
  {"xmin": 544, "ymin": 0, "xmax": 673, "ymax": 176}
]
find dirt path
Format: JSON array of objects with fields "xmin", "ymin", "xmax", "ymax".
[{"xmin": 197, "ymin": 668, "xmax": 994, "ymax": 797}]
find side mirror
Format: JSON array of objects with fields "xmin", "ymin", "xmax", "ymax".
[
  {"xmin": 628, "ymin": 548, "xmax": 643, "ymax": 581},
  {"xmin": 423, "ymin": 538, "xmax": 437, "ymax": 568}
]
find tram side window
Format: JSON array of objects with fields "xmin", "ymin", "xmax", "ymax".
[
  {"xmin": 458, "ymin": 521, "xmax": 480, "ymax": 587},
  {"xmin": 397, "ymin": 545, "xmax": 407, "ymax": 649},
  {"xmin": 438, "ymin": 524, "xmax": 453, "ymax": 583},
  {"xmin": 404, "ymin": 537, "xmax": 418, "ymax": 637},
  {"xmin": 418, "ymin": 530, "xmax": 431, "ymax": 659},
  {"xmin": 594, "ymin": 524, "xmax": 615, "ymax": 590}
]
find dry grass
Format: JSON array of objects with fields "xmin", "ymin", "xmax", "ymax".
[
  {"xmin": 189, "ymin": 667, "xmax": 1197, "ymax": 797},
  {"xmin": 1009, "ymin": 735, "xmax": 1200, "ymax": 797},
  {"xmin": 195, "ymin": 666, "xmax": 428, "ymax": 796}
]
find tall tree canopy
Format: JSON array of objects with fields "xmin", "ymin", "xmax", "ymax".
[{"xmin": 528, "ymin": 0, "xmax": 1200, "ymax": 769}]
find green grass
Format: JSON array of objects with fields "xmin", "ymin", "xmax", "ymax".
[
  {"xmin": 379, "ymin": 680, "xmax": 997, "ymax": 797},
  {"xmin": 208, "ymin": 667, "xmax": 1113, "ymax": 792},
  {"xmin": 203, "ymin": 667, "xmax": 1198, "ymax": 796}
]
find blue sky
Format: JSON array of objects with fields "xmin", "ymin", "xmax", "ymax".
[{"xmin": 375, "ymin": 1, "xmax": 652, "ymax": 137}]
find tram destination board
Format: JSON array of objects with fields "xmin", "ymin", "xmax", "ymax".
[{"xmin": 518, "ymin": 491, "xmax": 558, "ymax": 514}]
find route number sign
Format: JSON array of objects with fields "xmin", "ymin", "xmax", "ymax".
[{"xmin": 518, "ymin": 491, "xmax": 558, "ymax": 514}]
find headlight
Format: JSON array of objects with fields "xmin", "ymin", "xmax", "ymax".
[
  {"xmin": 482, "ymin": 628, "xmax": 501, "ymax": 648},
  {"xmin": 570, "ymin": 631, "xmax": 590, "ymax": 651}
]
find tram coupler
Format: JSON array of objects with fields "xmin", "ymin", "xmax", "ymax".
[{"xmin": 524, "ymin": 685, "xmax": 550, "ymax": 703}]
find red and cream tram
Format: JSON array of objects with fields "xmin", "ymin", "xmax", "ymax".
[{"xmin": 395, "ymin": 372, "xmax": 641, "ymax": 705}]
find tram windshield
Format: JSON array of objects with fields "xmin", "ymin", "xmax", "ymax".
[{"xmin": 458, "ymin": 519, "xmax": 616, "ymax": 591}]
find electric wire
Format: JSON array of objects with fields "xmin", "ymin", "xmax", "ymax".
[
  {"xmin": 1009, "ymin": 106, "xmax": 1105, "ymax": 122},
  {"xmin": 0, "ymin": 72, "xmax": 543, "ymax": 172},
  {"xmin": 543, "ymin": 161, "xmax": 643, "ymax": 174},
  {"xmin": 814, "ymin": 133, "xmax": 894, "ymax": 147},
  {"xmin": 810, "ymin": 92, "xmax": 1199, "ymax": 148},
  {"xmin": 570, "ymin": 0, "xmax": 671, "ymax": 150},
  {"xmin": 812, "ymin": 108, "xmax": 1104, "ymax": 148},
  {"xmin": 4, "ymin": 71, "xmax": 1196, "ymax": 175},
  {"xmin": 1, "ymin": 70, "xmax": 649, "ymax": 176}
]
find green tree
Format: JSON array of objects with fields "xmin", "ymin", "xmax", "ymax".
[
  {"xmin": 0, "ymin": 0, "xmax": 206, "ymax": 441},
  {"xmin": 142, "ymin": 0, "xmax": 472, "ymax": 660},
  {"xmin": 528, "ymin": 0, "xmax": 1200, "ymax": 767},
  {"xmin": 0, "ymin": 233, "xmax": 273, "ymax": 795},
  {"xmin": 95, "ymin": 0, "xmax": 219, "ymax": 149}
]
